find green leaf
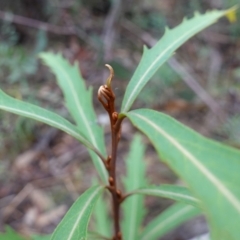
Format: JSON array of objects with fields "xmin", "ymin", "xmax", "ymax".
[
  {"xmin": 87, "ymin": 231, "xmax": 111, "ymax": 239},
  {"xmin": 139, "ymin": 203, "xmax": 200, "ymax": 240},
  {"xmin": 51, "ymin": 185, "xmax": 104, "ymax": 240},
  {"xmin": 122, "ymin": 135, "xmax": 146, "ymax": 240},
  {"xmin": 121, "ymin": 8, "xmax": 235, "ymax": 112},
  {"xmin": 128, "ymin": 185, "xmax": 200, "ymax": 208},
  {"xmin": 125, "ymin": 109, "xmax": 240, "ymax": 240},
  {"xmin": 93, "ymin": 192, "xmax": 111, "ymax": 238},
  {"xmin": 32, "ymin": 235, "xmax": 51, "ymax": 240},
  {"xmin": 0, "ymin": 89, "xmax": 95, "ymax": 151},
  {"xmin": 40, "ymin": 53, "xmax": 108, "ymax": 183},
  {"xmin": 0, "ymin": 226, "xmax": 26, "ymax": 240}
]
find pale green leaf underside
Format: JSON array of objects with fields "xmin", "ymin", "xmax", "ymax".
[
  {"xmin": 0, "ymin": 89, "xmax": 96, "ymax": 151},
  {"xmin": 40, "ymin": 53, "xmax": 108, "ymax": 183},
  {"xmin": 125, "ymin": 109, "xmax": 240, "ymax": 240},
  {"xmin": 51, "ymin": 185, "xmax": 104, "ymax": 240},
  {"xmin": 122, "ymin": 135, "xmax": 146, "ymax": 240},
  {"xmin": 139, "ymin": 203, "xmax": 200, "ymax": 240},
  {"xmin": 129, "ymin": 185, "xmax": 200, "ymax": 208},
  {"xmin": 121, "ymin": 9, "xmax": 233, "ymax": 112}
]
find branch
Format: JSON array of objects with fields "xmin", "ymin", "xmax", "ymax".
[
  {"xmin": 0, "ymin": 10, "xmax": 75, "ymax": 35},
  {"xmin": 98, "ymin": 65, "xmax": 123, "ymax": 240},
  {"xmin": 102, "ymin": 0, "xmax": 122, "ymax": 62}
]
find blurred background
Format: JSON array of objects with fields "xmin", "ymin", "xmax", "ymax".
[{"xmin": 0, "ymin": 0, "xmax": 239, "ymax": 239}]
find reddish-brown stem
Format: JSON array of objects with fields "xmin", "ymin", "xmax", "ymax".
[
  {"xmin": 109, "ymin": 118, "xmax": 123, "ymax": 238},
  {"xmin": 98, "ymin": 65, "xmax": 124, "ymax": 240}
]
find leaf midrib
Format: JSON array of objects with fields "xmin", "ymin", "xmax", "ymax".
[
  {"xmin": 67, "ymin": 186, "xmax": 102, "ymax": 240},
  {"xmin": 55, "ymin": 66, "xmax": 98, "ymax": 148},
  {"xmin": 55, "ymin": 66, "xmax": 107, "ymax": 180},
  {"xmin": 0, "ymin": 104, "xmax": 88, "ymax": 145},
  {"xmin": 131, "ymin": 112, "xmax": 240, "ymax": 213},
  {"xmin": 123, "ymin": 16, "xmax": 220, "ymax": 112},
  {"xmin": 134, "ymin": 188, "xmax": 200, "ymax": 205}
]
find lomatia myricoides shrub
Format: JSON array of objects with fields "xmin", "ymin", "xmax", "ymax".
[{"xmin": 0, "ymin": 7, "xmax": 240, "ymax": 240}]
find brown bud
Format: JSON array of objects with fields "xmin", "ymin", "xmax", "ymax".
[
  {"xmin": 109, "ymin": 177, "xmax": 114, "ymax": 186},
  {"xmin": 116, "ymin": 189, "xmax": 122, "ymax": 199},
  {"xmin": 117, "ymin": 232, "xmax": 122, "ymax": 239},
  {"xmin": 107, "ymin": 155, "xmax": 112, "ymax": 163},
  {"xmin": 112, "ymin": 112, "xmax": 118, "ymax": 121}
]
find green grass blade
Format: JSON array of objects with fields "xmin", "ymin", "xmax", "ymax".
[
  {"xmin": 139, "ymin": 203, "xmax": 200, "ymax": 240},
  {"xmin": 129, "ymin": 185, "xmax": 200, "ymax": 208},
  {"xmin": 122, "ymin": 135, "xmax": 146, "ymax": 240},
  {"xmin": 0, "ymin": 89, "xmax": 96, "ymax": 151},
  {"xmin": 125, "ymin": 109, "xmax": 240, "ymax": 240},
  {"xmin": 51, "ymin": 185, "xmax": 104, "ymax": 240},
  {"xmin": 40, "ymin": 53, "xmax": 108, "ymax": 183},
  {"xmin": 121, "ymin": 8, "xmax": 235, "ymax": 112}
]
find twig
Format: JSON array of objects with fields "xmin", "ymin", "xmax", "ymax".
[
  {"xmin": 0, "ymin": 10, "xmax": 98, "ymax": 50},
  {"xmin": 98, "ymin": 65, "xmax": 123, "ymax": 240},
  {"xmin": 168, "ymin": 57, "xmax": 225, "ymax": 121},
  {"xmin": 2, "ymin": 184, "xmax": 34, "ymax": 220},
  {"xmin": 0, "ymin": 10, "xmax": 75, "ymax": 35},
  {"xmin": 102, "ymin": 0, "xmax": 122, "ymax": 62}
]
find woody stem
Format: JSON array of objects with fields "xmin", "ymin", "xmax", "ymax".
[
  {"xmin": 109, "ymin": 117, "xmax": 124, "ymax": 239},
  {"xmin": 98, "ymin": 65, "xmax": 124, "ymax": 240}
]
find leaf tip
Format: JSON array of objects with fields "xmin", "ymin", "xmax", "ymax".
[{"xmin": 225, "ymin": 6, "xmax": 238, "ymax": 23}]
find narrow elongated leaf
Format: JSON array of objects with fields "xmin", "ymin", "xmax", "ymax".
[
  {"xmin": 139, "ymin": 203, "xmax": 200, "ymax": 240},
  {"xmin": 122, "ymin": 135, "xmax": 146, "ymax": 240},
  {"xmin": 129, "ymin": 185, "xmax": 200, "ymax": 208},
  {"xmin": 93, "ymin": 194, "xmax": 111, "ymax": 238},
  {"xmin": 121, "ymin": 8, "xmax": 235, "ymax": 112},
  {"xmin": 92, "ymin": 178, "xmax": 111, "ymax": 238},
  {"xmin": 0, "ymin": 89, "xmax": 95, "ymax": 151},
  {"xmin": 125, "ymin": 109, "xmax": 240, "ymax": 240},
  {"xmin": 51, "ymin": 185, "xmax": 104, "ymax": 240},
  {"xmin": 40, "ymin": 53, "xmax": 107, "ymax": 183}
]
